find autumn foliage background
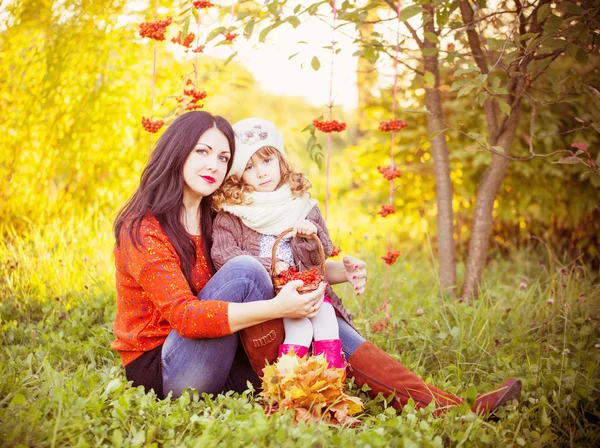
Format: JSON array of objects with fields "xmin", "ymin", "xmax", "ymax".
[{"xmin": 0, "ymin": 0, "xmax": 599, "ymax": 446}]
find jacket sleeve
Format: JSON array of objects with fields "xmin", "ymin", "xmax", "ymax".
[
  {"xmin": 291, "ymin": 205, "xmax": 334, "ymax": 270},
  {"xmin": 211, "ymin": 212, "xmax": 273, "ymax": 272},
  {"xmin": 122, "ymin": 225, "xmax": 231, "ymax": 339}
]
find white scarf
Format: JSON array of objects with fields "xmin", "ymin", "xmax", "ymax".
[{"xmin": 222, "ymin": 184, "xmax": 317, "ymax": 236}]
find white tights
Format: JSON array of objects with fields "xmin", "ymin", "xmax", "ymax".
[{"xmin": 282, "ymin": 302, "xmax": 339, "ymax": 347}]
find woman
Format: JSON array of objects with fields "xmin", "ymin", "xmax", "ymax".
[{"xmin": 112, "ymin": 111, "xmax": 520, "ymax": 414}]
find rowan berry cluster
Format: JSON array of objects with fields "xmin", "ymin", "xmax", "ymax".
[
  {"xmin": 379, "ymin": 119, "xmax": 408, "ymax": 132},
  {"xmin": 142, "ymin": 117, "xmax": 164, "ymax": 133},
  {"xmin": 225, "ymin": 32, "xmax": 238, "ymax": 42},
  {"xmin": 139, "ymin": 17, "xmax": 173, "ymax": 41},
  {"xmin": 274, "ymin": 267, "xmax": 322, "ymax": 290},
  {"xmin": 377, "ymin": 165, "xmax": 402, "ymax": 181},
  {"xmin": 381, "ymin": 250, "xmax": 400, "ymax": 266},
  {"xmin": 378, "ymin": 204, "xmax": 396, "ymax": 217},
  {"xmin": 177, "ymin": 80, "xmax": 207, "ymax": 110},
  {"xmin": 192, "ymin": 45, "xmax": 205, "ymax": 53},
  {"xmin": 193, "ymin": 0, "xmax": 214, "ymax": 8},
  {"xmin": 313, "ymin": 119, "xmax": 346, "ymax": 133},
  {"xmin": 330, "ymin": 245, "xmax": 342, "ymax": 257},
  {"xmin": 172, "ymin": 31, "xmax": 195, "ymax": 48}
]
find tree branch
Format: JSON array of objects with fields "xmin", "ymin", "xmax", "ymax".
[{"xmin": 383, "ymin": 0, "xmax": 424, "ymax": 48}]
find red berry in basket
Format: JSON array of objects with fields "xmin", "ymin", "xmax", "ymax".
[
  {"xmin": 142, "ymin": 117, "xmax": 164, "ymax": 133},
  {"xmin": 378, "ymin": 204, "xmax": 395, "ymax": 217},
  {"xmin": 313, "ymin": 119, "xmax": 346, "ymax": 133},
  {"xmin": 275, "ymin": 267, "xmax": 321, "ymax": 289},
  {"xmin": 139, "ymin": 17, "xmax": 173, "ymax": 41},
  {"xmin": 377, "ymin": 165, "xmax": 402, "ymax": 181},
  {"xmin": 379, "ymin": 119, "xmax": 408, "ymax": 132},
  {"xmin": 381, "ymin": 250, "xmax": 400, "ymax": 266}
]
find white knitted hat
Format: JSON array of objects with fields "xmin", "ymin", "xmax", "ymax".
[{"xmin": 229, "ymin": 118, "xmax": 285, "ymax": 179}]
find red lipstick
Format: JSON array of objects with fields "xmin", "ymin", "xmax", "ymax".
[{"xmin": 201, "ymin": 175, "xmax": 215, "ymax": 184}]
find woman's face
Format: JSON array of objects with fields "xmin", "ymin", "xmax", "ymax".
[{"xmin": 182, "ymin": 126, "xmax": 231, "ymax": 201}]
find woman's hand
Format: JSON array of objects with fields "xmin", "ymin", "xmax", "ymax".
[
  {"xmin": 293, "ymin": 220, "xmax": 318, "ymax": 236},
  {"xmin": 272, "ymin": 280, "xmax": 326, "ymax": 319},
  {"xmin": 274, "ymin": 261, "xmax": 289, "ymax": 275},
  {"xmin": 343, "ymin": 255, "xmax": 367, "ymax": 295}
]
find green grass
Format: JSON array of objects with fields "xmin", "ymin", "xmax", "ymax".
[{"xmin": 1, "ymin": 216, "xmax": 599, "ymax": 447}]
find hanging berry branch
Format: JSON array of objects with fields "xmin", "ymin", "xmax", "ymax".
[
  {"xmin": 138, "ymin": 2, "xmax": 172, "ymax": 136},
  {"xmin": 373, "ymin": 0, "xmax": 406, "ymax": 329}
]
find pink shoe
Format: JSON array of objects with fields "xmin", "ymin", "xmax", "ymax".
[
  {"xmin": 312, "ymin": 339, "xmax": 346, "ymax": 370},
  {"xmin": 278, "ymin": 344, "xmax": 309, "ymax": 358}
]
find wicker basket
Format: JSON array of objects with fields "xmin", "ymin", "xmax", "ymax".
[{"xmin": 271, "ymin": 227, "xmax": 325, "ymax": 294}]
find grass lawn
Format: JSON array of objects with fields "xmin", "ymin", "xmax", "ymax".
[{"xmin": 1, "ymin": 217, "xmax": 599, "ymax": 447}]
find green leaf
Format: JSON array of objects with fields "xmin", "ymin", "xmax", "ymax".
[
  {"xmin": 457, "ymin": 84, "xmax": 476, "ymax": 98},
  {"xmin": 537, "ymin": 4, "xmax": 552, "ymax": 22},
  {"xmin": 424, "ymin": 71, "xmax": 435, "ymax": 88},
  {"xmin": 450, "ymin": 78, "xmax": 470, "ymax": 91},
  {"xmin": 259, "ymin": 23, "xmax": 280, "ymax": 43},
  {"xmin": 498, "ymin": 99, "xmax": 511, "ymax": 116},
  {"xmin": 465, "ymin": 384, "xmax": 477, "ymax": 406},
  {"xmin": 311, "ymin": 55, "xmax": 320, "ymax": 71},
  {"xmin": 288, "ymin": 52, "xmax": 299, "ymax": 60},
  {"xmin": 454, "ymin": 66, "xmax": 480, "ymax": 76},
  {"xmin": 286, "ymin": 16, "xmax": 301, "ymax": 28},
  {"xmin": 422, "ymin": 47, "xmax": 439, "ymax": 57},
  {"xmin": 243, "ymin": 20, "xmax": 255, "ymax": 39},
  {"xmin": 9, "ymin": 392, "xmax": 26, "ymax": 407},
  {"xmin": 205, "ymin": 26, "xmax": 226, "ymax": 44},
  {"xmin": 223, "ymin": 52, "xmax": 237, "ymax": 66},
  {"xmin": 400, "ymin": 5, "xmax": 421, "ymax": 22},
  {"xmin": 181, "ymin": 15, "xmax": 190, "ymax": 41},
  {"xmin": 424, "ymin": 32, "xmax": 439, "ymax": 43}
]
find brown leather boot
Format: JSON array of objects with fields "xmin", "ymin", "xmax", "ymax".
[
  {"xmin": 348, "ymin": 341, "xmax": 462, "ymax": 412},
  {"xmin": 239, "ymin": 319, "xmax": 285, "ymax": 377},
  {"xmin": 473, "ymin": 378, "xmax": 522, "ymax": 414}
]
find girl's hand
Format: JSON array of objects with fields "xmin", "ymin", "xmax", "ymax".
[
  {"xmin": 293, "ymin": 220, "xmax": 317, "ymax": 236},
  {"xmin": 272, "ymin": 280, "xmax": 326, "ymax": 319},
  {"xmin": 274, "ymin": 261, "xmax": 289, "ymax": 275},
  {"xmin": 343, "ymin": 255, "xmax": 367, "ymax": 296}
]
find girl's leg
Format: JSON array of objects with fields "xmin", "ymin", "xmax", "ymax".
[
  {"xmin": 278, "ymin": 317, "xmax": 312, "ymax": 357},
  {"xmin": 162, "ymin": 256, "xmax": 273, "ymax": 398},
  {"xmin": 310, "ymin": 303, "xmax": 339, "ymax": 341}
]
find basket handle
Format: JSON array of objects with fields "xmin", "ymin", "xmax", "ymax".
[{"xmin": 270, "ymin": 227, "xmax": 326, "ymax": 281}]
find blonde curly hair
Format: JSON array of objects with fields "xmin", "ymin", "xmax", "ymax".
[{"xmin": 213, "ymin": 146, "xmax": 311, "ymax": 211}]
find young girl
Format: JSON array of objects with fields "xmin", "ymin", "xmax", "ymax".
[{"xmin": 211, "ymin": 118, "xmax": 357, "ymax": 370}]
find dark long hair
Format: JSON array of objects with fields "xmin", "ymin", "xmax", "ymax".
[{"xmin": 114, "ymin": 111, "xmax": 235, "ymax": 290}]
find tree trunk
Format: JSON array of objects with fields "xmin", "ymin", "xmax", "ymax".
[
  {"xmin": 422, "ymin": 5, "xmax": 456, "ymax": 292},
  {"xmin": 461, "ymin": 111, "xmax": 521, "ymax": 300}
]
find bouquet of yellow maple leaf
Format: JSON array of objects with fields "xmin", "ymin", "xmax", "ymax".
[{"xmin": 260, "ymin": 353, "xmax": 363, "ymax": 426}]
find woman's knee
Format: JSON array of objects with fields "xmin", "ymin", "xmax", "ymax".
[
  {"xmin": 225, "ymin": 256, "xmax": 272, "ymax": 289},
  {"xmin": 216, "ymin": 256, "xmax": 273, "ymax": 301}
]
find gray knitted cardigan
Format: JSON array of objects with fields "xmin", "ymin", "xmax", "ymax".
[{"xmin": 211, "ymin": 206, "xmax": 356, "ymax": 330}]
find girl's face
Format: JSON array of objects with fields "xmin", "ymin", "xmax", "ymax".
[
  {"xmin": 242, "ymin": 151, "xmax": 282, "ymax": 193},
  {"xmin": 182, "ymin": 126, "xmax": 231, "ymax": 201}
]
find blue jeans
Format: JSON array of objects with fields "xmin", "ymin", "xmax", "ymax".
[{"xmin": 161, "ymin": 255, "xmax": 366, "ymax": 398}]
